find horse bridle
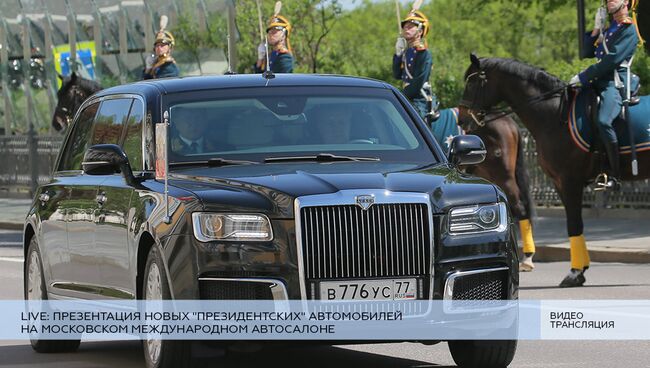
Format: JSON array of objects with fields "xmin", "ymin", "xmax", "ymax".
[
  {"xmin": 459, "ymin": 70, "xmax": 494, "ymax": 127},
  {"xmin": 460, "ymin": 69, "xmax": 569, "ymax": 127},
  {"xmin": 58, "ymin": 85, "xmax": 89, "ymax": 126}
]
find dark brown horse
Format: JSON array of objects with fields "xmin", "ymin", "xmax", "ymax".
[
  {"xmin": 463, "ymin": 113, "xmax": 537, "ymax": 271},
  {"xmin": 52, "ymin": 72, "xmax": 102, "ymax": 132},
  {"xmin": 429, "ymin": 107, "xmax": 537, "ymax": 271},
  {"xmin": 459, "ymin": 55, "xmax": 650, "ymax": 287}
]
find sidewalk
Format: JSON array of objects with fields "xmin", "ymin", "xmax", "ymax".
[
  {"xmin": 1, "ymin": 198, "xmax": 649, "ymax": 263},
  {"xmin": 0, "ymin": 198, "xmax": 32, "ymax": 230},
  {"xmin": 529, "ymin": 208, "xmax": 650, "ymax": 264}
]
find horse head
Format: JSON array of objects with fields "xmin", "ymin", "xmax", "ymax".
[
  {"xmin": 52, "ymin": 72, "xmax": 103, "ymax": 132},
  {"xmin": 458, "ymin": 53, "xmax": 506, "ymax": 129}
]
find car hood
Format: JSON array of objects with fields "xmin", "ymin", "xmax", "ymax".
[{"xmin": 168, "ymin": 162, "xmax": 498, "ymax": 217}]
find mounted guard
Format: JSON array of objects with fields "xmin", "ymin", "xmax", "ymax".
[
  {"xmin": 255, "ymin": 1, "xmax": 294, "ymax": 74},
  {"xmin": 392, "ymin": 1, "xmax": 438, "ymax": 122},
  {"xmin": 142, "ymin": 16, "xmax": 180, "ymax": 80},
  {"xmin": 569, "ymin": 0, "xmax": 641, "ymax": 190}
]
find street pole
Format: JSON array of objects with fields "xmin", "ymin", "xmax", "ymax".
[
  {"xmin": 577, "ymin": 0, "xmax": 586, "ymax": 58},
  {"xmin": 21, "ymin": 6, "xmax": 38, "ymax": 196}
]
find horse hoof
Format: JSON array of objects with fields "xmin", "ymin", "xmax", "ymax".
[
  {"xmin": 559, "ymin": 269, "xmax": 586, "ymax": 288},
  {"xmin": 519, "ymin": 257, "xmax": 535, "ymax": 272}
]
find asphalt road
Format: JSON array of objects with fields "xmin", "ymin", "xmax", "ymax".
[{"xmin": 1, "ymin": 231, "xmax": 649, "ymax": 367}]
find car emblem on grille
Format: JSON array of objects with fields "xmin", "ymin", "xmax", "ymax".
[{"xmin": 355, "ymin": 195, "xmax": 375, "ymax": 210}]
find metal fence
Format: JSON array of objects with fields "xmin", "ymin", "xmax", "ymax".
[
  {"xmin": 2, "ymin": 132, "xmax": 649, "ymax": 208},
  {"xmin": 0, "ymin": 0, "xmax": 236, "ymax": 136},
  {"xmin": 521, "ymin": 130, "xmax": 650, "ymax": 208},
  {"xmin": 0, "ymin": 135, "xmax": 62, "ymax": 194}
]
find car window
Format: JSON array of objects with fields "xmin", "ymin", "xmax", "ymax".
[
  {"xmin": 166, "ymin": 87, "xmax": 436, "ymax": 164},
  {"xmin": 122, "ymin": 99, "xmax": 144, "ymax": 171},
  {"xmin": 91, "ymin": 98, "xmax": 133, "ymax": 146},
  {"xmin": 58, "ymin": 102, "xmax": 99, "ymax": 171}
]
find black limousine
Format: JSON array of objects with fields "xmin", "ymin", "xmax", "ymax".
[{"xmin": 24, "ymin": 74, "xmax": 518, "ymax": 368}]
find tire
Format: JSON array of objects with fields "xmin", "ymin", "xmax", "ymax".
[
  {"xmin": 142, "ymin": 246, "xmax": 192, "ymax": 368},
  {"xmin": 24, "ymin": 237, "xmax": 81, "ymax": 353},
  {"xmin": 448, "ymin": 340, "xmax": 517, "ymax": 368}
]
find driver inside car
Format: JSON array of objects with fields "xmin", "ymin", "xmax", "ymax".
[{"xmin": 308, "ymin": 105, "xmax": 355, "ymax": 144}]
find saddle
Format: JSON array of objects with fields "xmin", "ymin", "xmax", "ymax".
[
  {"xmin": 569, "ymin": 83, "xmax": 650, "ymax": 155},
  {"xmin": 428, "ymin": 108, "xmax": 463, "ymax": 154}
]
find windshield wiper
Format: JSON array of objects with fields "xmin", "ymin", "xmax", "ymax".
[
  {"xmin": 169, "ymin": 157, "xmax": 258, "ymax": 168},
  {"xmin": 264, "ymin": 153, "xmax": 380, "ymax": 163}
]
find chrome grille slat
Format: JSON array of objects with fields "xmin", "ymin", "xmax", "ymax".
[
  {"xmin": 370, "ymin": 207, "xmax": 377, "ymax": 277},
  {"xmin": 300, "ymin": 203, "xmax": 430, "ymax": 281},
  {"xmin": 415, "ymin": 206, "xmax": 426, "ymax": 272}
]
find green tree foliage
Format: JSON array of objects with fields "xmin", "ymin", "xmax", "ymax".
[
  {"xmin": 231, "ymin": 0, "xmax": 342, "ymax": 73},
  {"xmin": 174, "ymin": 0, "xmax": 650, "ymax": 108}
]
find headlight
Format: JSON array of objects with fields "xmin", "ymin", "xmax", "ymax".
[
  {"xmin": 192, "ymin": 213, "xmax": 273, "ymax": 242},
  {"xmin": 448, "ymin": 203, "xmax": 508, "ymax": 234}
]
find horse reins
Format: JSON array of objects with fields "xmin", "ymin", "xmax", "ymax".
[{"xmin": 460, "ymin": 70, "xmax": 569, "ymax": 127}]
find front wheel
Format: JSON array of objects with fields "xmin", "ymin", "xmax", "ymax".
[
  {"xmin": 448, "ymin": 340, "xmax": 517, "ymax": 368},
  {"xmin": 142, "ymin": 246, "xmax": 192, "ymax": 368},
  {"xmin": 24, "ymin": 237, "xmax": 81, "ymax": 353}
]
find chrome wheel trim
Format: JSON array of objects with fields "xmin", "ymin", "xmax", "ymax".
[
  {"xmin": 27, "ymin": 250, "xmax": 42, "ymax": 301},
  {"xmin": 145, "ymin": 262, "xmax": 162, "ymax": 365}
]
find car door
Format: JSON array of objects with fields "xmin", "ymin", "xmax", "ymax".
[
  {"xmin": 95, "ymin": 97, "xmax": 143, "ymax": 298},
  {"xmin": 44, "ymin": 102, "xmax": 101, "ymax": 297}
]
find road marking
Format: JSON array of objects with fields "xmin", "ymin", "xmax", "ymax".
[{"xmin": 0, "ymin": 257, "xmax": 23, "ymax": 263}]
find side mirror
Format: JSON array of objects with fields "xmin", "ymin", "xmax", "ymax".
[
  {"xmin": 447, "ymin": 135, "xmax": 486, "ymax": 166},
  {"xmin": 82, "ymin": 144, "xmax": 135, "ymax": 182}
]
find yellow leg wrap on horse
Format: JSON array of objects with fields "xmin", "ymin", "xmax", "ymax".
[
  {"xmin": 582, "ymin": 236, "xmax": 590, "ymax": 268},
  {"xmin": 569, "ymin": 235, "xmax": 588, "ymax": 270},
  {"xmin": 519, "ymin": 219, "xmax": 536, "ymax": 254}
]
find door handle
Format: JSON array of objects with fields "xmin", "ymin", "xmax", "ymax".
[{"xmin": 96, "ymin": 192, "xmax": 107, "ymax": 206}]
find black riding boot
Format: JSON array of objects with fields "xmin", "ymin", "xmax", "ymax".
[{"xmin": 603, "ymin": 140, "xmax": 621, "ymax": 190}]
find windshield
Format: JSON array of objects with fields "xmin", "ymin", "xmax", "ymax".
[{"xmin": 165, "ymin": 86, "xmax": 437, "ymax": 165}]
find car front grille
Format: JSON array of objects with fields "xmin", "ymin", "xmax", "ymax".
[
  {"xmin": 199, "ymin": 280, "xmax": 273, "ymax": 300},
  {"xmin": 299, "ymin": 203, "xmax": 431, "ymax": 280},
  {"xmin": 451, "ymin": 270, "xmax": 508, "ymax": 300}
]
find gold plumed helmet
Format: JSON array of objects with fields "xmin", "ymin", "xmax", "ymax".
[
  {"xmin": 266, "ymin": 14, "xmax": 292, "ymax": 51},
  {"xmin": 401, "ymin": 10, "xmax": 429, "ymax": 37},
  {"xmin": 154, "ymin": 30, "xmax": 175, "ymax": 47},
  {"xmin": 266, "ymin": 14, "xmax": 292, "ymax": 34}
]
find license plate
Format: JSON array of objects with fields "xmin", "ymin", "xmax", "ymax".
[{"xmin": 319, "ymin": 278, "xmax": 418, "ymax": 300}]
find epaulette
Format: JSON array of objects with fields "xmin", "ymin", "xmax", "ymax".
[
  {"xmin": 414, "ymin": 45, "xmax": 427, "ymax": 52},
  {"xmin": 277, "ymin": 47, "xmax": 292, "ymax": 55},
  {"xmin": 621, "ymin": 16, "xmax": 634, "ymax": 25},
  {"xmin": 151, "ymin": 55, "xmax": 176, "ymax": 70}
]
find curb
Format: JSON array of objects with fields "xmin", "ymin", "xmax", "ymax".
[
  {"xmin": 534, "ymin": 244, "xmax": 650, "ymax": 264},
  {"xmin": 0, "ymin": 222, "xmax": 23, "ymax": 231},
  {"xmin": 535, "ymin": 207, "xmax": 650, "ymax": 220}
]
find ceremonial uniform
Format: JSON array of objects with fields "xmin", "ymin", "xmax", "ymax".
[
  {"xmin": 392, "ymin": 45, "xmax": 434, "ymax": 119},
  {"xmin": 579, "ymin": 17, "xmax": 638, "ymax": 146},
  {"xmin": 142, "ymin": 58, "xmax": 179, "ymax": 80},
  {"xmin": 255, "ymin": 14, "xmax": 294, "ymax": 74},
  {"xmin": 254, "ymin": 49, "xmax": 294, "ymax": 74},
  {"xmin": 142, "ymin": 28, "xmax": 180, "ymax": 80},
  {"xmin": 392, "ymin": 10, "xmax": 437, "ymax": 120}
]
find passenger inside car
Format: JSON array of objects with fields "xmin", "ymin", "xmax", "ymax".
[{"xmin": 170, "ymin": 107, "xmax": 212, "ymax": 155}]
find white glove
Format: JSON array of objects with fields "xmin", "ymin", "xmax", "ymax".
[
  {"xmin": 594, "ymin": 7, "xmax": 607, "ymax": 30},
  {"xmin": 395, "ymin": 37, "xmax": 407, "ymax": 56},
  {"xmin": 569, "ymin": 74, "xmax": 581, "ymax": 86},
  {"xmin": 145, "ymin": 54, "xmax": 156, "ymax": 70},
  {"xmin": 257, "ymin": 43, "xmax": 267, "ymax": 60}
]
